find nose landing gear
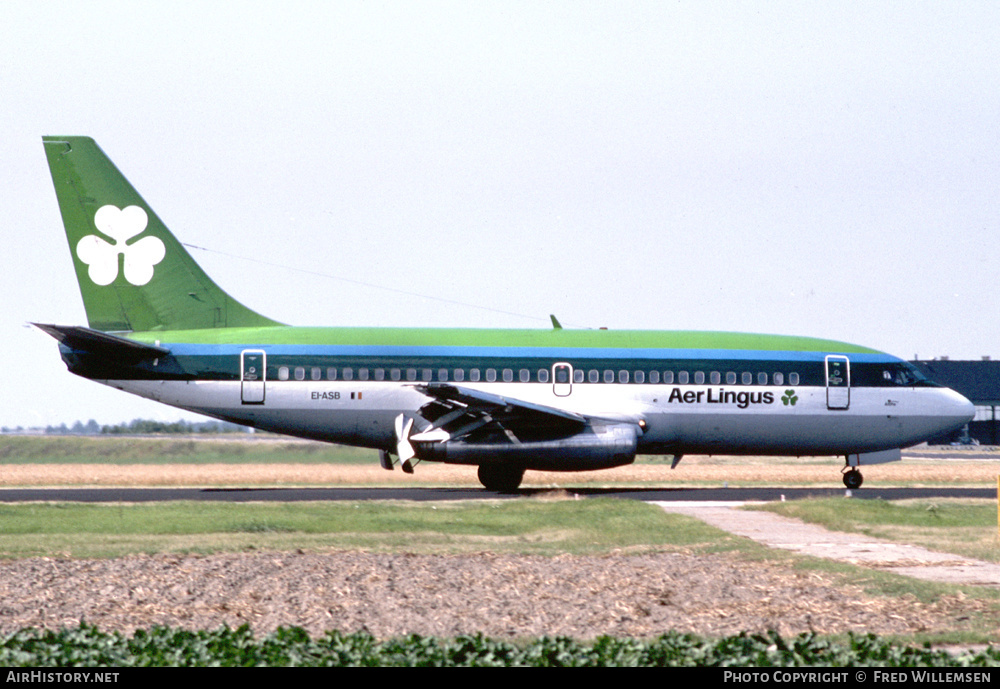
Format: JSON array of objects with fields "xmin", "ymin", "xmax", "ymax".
[{"xmin": 840, "ymin": 449, "xmax": 901, "ymax": 490}]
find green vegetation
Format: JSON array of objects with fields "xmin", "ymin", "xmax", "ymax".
[
  {"xmin": 98, "ymin": 419, "xmax": 249, "ymax": 435},
  {"xmin": 1, "ymin": 625, "xmax": 998, "ymax": 667},
  {"xmin": 0, "ymin": 499, "xmax": 731, "ymax": 559},
  {"xmin": 2, "ymin": 418, "xmax": 251, "ymax": 436},
  {"xmin": 0, "ymin": 435, "xmax": 371, "ymax": 465},
  {"xmin": 753, "ymin": 498, "xmax": 1000, "ymax": 563}
]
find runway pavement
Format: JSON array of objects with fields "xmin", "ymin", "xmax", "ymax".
[{"xmin": 0, "ymin": 486, "xmax": 994, "ymax": 503}]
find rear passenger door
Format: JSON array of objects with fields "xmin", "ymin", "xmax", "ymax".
[{"xmin": 241, "ymin": 350, "xmax": 266, "ymax": 405}]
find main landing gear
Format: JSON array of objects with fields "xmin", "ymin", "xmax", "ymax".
[
  {"xmin": 842, "ymin": 467, "xmax": 863, "ymax": 489},
  {"xmin": 477, "ymin": 464, "xmax": 525, "ymax": 493}
]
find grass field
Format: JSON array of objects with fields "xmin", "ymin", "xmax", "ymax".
[
  {"xmin": 0, "ymin": 497, "xmax": 730, "ymax": 560},
  {"xmin": 757, "ymin": 497, "xmax": 1000, "ymax": 564}
]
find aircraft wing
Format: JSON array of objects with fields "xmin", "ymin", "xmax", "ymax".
[
  {"xmin": 414, "ymin": 382, "xmax": 587, "ymax": 426},
  {"xmin": 398, "ymin": 382, "xmax": 588, "ymax": 453},
  {"xmin": 390, "ymin": 382, "xmax": 640, "ymax": 473}
]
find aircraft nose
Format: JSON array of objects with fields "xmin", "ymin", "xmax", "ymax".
[{"xmin": 942, "ymin": 387, "xmax": 975, "ymax": 428}]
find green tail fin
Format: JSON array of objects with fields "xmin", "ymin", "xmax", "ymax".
[{"xmin": 42, "ymin": 136, "xmax": 281, "ymax": 332}]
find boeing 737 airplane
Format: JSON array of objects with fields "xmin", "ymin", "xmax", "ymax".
[{"xmin": 36, "ymin": 136, "xmax": 974, "ymax": 491}]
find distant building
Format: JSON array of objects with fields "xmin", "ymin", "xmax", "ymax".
[{"xmin": 910, "ymin": 359, "xmax": 1000, "ymax": 445}]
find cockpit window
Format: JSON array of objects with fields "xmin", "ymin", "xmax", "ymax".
[{"xmin": 884, "ymin": 363, "xmax": 933, "ymax": 386}]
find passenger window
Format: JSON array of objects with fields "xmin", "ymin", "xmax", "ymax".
[
  {"xmin": 311, "ymin": 367, "xmax": 321, "ymax": 381},
  {"xmin": 342, "ymin": 368, "xmax": 354, "ymax": 381},
  {"xmin": 773, "ymin": 372, "xmax": 783, "ymax": 386},
  {"xmin": 295, "ymin": 367, "xmax": 305, "ymax": 381},
  {"xmin": 438, "ymin": 368, "xmax": 449, "ymax": 382},
  {"xmin": 619, "ymin": 370, "xmax": 629, "ymax": 384},
  {"xmin": 486, "ymin": 369, "xmax": 497, "ymax": 382},
  {"xmin": 677, "ymin": 371, "xmax": 689, "ymax": 384},
  {"xmin": 502, "ymin": 369, "xmax": 513, "ymax": 382},
  {"xmin": 537, "ymin": 369, "xmax": 549, "ymax": 383},
  {"xmin": 758, "ymin": 372, "xmax": 767, "ymax": 385},
  {"xmin": 649, "ymin": 371, "xmax": 660, "ymax": 384},
  {"xmin": 574, "ymin": 369, "xmax": 584, "ymax": 383},
  {"xmin": 789, "ymin": 372, "xmax": 799, "ymax": 385},
  {"xmin": 358, "ymin": 368, "xmax": 369, "ymax": 381},
  {"xmin": 391, "ymin": 369, "xmax": 401, "ymax": 381},
  {"xmin": 519, "ymin": 369, "xmax": 530, "ymax": 382},
  {"xmin": 453, "ymin": 369, "xmax": 465, "ymax": 382},
  {"xmin": 278, "ymin": 366, "xmax": 289, "ymax": 381},
  {"xmin": 374, "ymin": 369, "xmax": 385, "ymax": 381},
  {"xmin": 604, "ymin": 370, "xmax": 615, "ymax": 383},
  {"xmin": 742, "ymin": 372, "xmax": 753, "ymax": 385},
  {"xmin": 406, "ymin": 369, "xmax": 417, "ymax": 381},
  {"xmin": 663, "ymin": 371, "xmax": 674, "ymax": 384},
  {"xmin": 327, "ymin": 367, "xmax": 338, "ymax": 381},
  {"xmin": 422, "ymin": 369, "xmax": 432, "ymax": 382},
  {"xmin": 694, "ymin": 371, "xmax": 705, "ymax": 385},
  {"xmin": 470, "ymin": 369, "xmax": 481, "ymax": 382},
  {"xmin": 726, "ymin": 372, "xmax": 737, "ymax": 385},
  {"xmin": 634, "ymin": 370, "xmax": 645, "ymax": 384},
  {"xmin": 589, "ymin": 370, "xmax": 599, "ymax": 383},
  {"xmin": 710, "ymin": 371, "xmax": 721, "ymax": 385}
]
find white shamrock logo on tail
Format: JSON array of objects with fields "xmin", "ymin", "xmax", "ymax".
[{"xmin": 76, "ymin": 205, "xmax": 166, "ymax": 286}]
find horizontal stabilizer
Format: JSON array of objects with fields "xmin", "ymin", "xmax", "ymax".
[{"xmin": 32, "ymin": 323, "xmax": 169, "ymax": 361}]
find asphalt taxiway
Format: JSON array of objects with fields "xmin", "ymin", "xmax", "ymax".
[{"xmin": 0, "ymin": 485, "xmax": 993, "ymax": 503}]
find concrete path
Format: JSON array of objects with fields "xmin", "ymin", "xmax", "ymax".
[{"xmin": 653, "ymin": 501, "xmax": 1000, "ymax": 587}]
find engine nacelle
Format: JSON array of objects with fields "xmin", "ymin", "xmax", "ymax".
[{"xmin": 414, "ymin": 423, "xmax": 639, "ymax": 471}]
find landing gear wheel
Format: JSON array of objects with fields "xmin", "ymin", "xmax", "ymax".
[
  {"xmin": 843, "ymin": 469, "xmax": 863, "ymax": 489},
  {"xmin": 477, "ymin": 464, "xmax": 525, "ymax": 492}
]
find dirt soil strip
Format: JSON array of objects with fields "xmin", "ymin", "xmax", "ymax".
[
  {"xmin": 656, "ymin": 502, "xmax": 1000, "ymax": 587},
  {"xmin": 1, "ymin": 458, "xmax": 999, "ymax": 487},
  {"xmin": 0, "ymin": 550, "xmax": 994, "ymax": 640}
]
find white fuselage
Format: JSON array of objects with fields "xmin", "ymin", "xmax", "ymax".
[{"xmin": 103, "ymin": 377, "xmax": 973, "ymax": 458}]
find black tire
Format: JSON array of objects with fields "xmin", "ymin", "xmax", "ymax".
[
  {"xmin": 843, "ymin": 469, "xmax": 863, "ymax": 489},
  {"xmin": 477, "ymin": 464, "xmax": 525, "ymax": 492}
]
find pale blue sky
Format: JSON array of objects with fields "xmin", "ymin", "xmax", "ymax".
[{"xmin": 2, "ymin": 1, "xmax": 998, "ymax": 427}]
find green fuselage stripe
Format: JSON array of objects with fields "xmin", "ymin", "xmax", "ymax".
[{"xmin": 127, "ymin": 326, "xmax": 883, "ymax": 352}]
